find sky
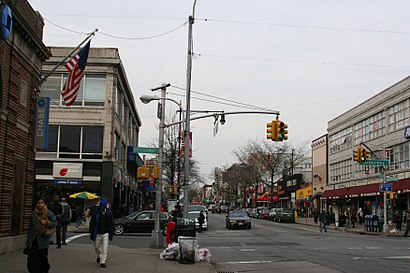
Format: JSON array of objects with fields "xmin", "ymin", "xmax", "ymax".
[{"xmin": 29, "ymin": 0, "xmax": 410, "ymax": 183}]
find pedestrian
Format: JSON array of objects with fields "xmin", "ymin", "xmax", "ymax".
[
  {"xmin": 75, "ymin": 204, "xmax": 84, "ymax": 228},
  {"xmin": 89, "ymin": 198, "xmax": 114, "ymax": 268},
  {"xmin": 356, "ymin": 208, "xmax": 364, "ymax": 224},
  {"xmin": 319, "ymin": 210, "xmax": 328, "ymax": 233},
  {"xmin": 395, "ymin": 211, "xmax": 403, "ymax": 231},
  {"xmin": 171, "ymin": 204, "xmax": 183, "ymax": 222},
  {"xmin": 197, "ymin": 211, "xmax": 205, "ymax": 233},
  {"xmin": 60, "ymin": 197, "xmax": 72, "ymax": 245},
  {"xmin": 313, "ymin": 208, "xmax": 319, "ymax": 224},
  {"xmin": 351, "ymin": 209, "xmax": 356, "ymax": 228},
  {"xmin": 345, "ymin": 208, "xmax": 352, "ymax": 229},
  {"xmin": 25, "ymin": 196, "xmax": 57, "ymax": 273},
  {"xmin": 48, "ymin": 194, "xmax": 64, "ymax": 248},
  {"xmin": 403, "ymin": 210, "xmax": 410, "ymax": 237}
]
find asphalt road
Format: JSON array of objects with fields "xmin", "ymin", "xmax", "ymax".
[
  {"xmin": 65, "ymin": 212, "xmax": 410, "ymax": 273},
  {"xmin": 200, "ymin": 212, "xmax": 410, "ymax": 273}
]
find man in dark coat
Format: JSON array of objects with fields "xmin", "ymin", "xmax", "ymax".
[
  {"xmin": 197, "ymin": 211, "xmax": 205, "ymax": 233},
  {"xmin": 319, "ymin": 210, "xmax": 329, "ymax": 233},
  {"xmin": 89, "ymin": 198, "xmax": 114, "ymax": 268},
  {"xmin": 48, "ymin": 194, "xmax": 64, "ymax": 248},
  {"xmin": 404, "ymin": 210, "xmax": 410, "ymax": 237}
]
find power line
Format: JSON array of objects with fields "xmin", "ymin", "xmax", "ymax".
[
  {"xmin": 44, "ymin": 17, "xmax": 187, "ymax": 40},
  {"xmin": 195, "ymin": 53, "xmax": 410, "ymax": 69},
  {"xmin": 197, "ymin": 18, "xmax": 410, "ymax": 36}
]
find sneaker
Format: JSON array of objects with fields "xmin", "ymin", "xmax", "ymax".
[
  {"xmin": 56, "ymin": 245, "xmax": 61, "ymax": 249},
  {"xmin": 96, "ymin": 257, "xmax": 100, "ymax": 263},
  {"xmin": 101, "ymin": 263, "xmax": 106, "ymax": 268}
]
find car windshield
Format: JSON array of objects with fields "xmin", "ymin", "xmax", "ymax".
[
  {"xmin": 229, "ymin": 211, "xmax": 247, "ymax": 217},
  {"xmin": 283, "ymin": 208, "xmax": 293, "ymax": 213},
  {"xmin": 188, "ymin": 211, "xmax": 200, "ymax": 219},
  {"xmin": 125, "ymin": 211, "xmax": 140, "ymax": 219}
]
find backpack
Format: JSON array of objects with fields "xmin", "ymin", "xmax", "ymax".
[{"xmin": 62, "ymin": 204, "xmax": 72, "ymax": 223}]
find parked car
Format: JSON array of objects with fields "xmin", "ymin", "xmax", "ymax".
[
  {"xmin": 250, "ymin": 208, "xmax": 258, "ymax": 218},
  {"xmin": 114, "ymin": 210, "xmax": 172, "ymax": 235},
  {"xmin": 269, "ymin": 208, "xmax": 282, "ymax": 221},
  {"xmin": 226, "ymin": 210, "xmax": 251, "ymax": 229},
  {"xmin": 187, "ymin": 211, "xmax": 208, "ymax": 230},
  {"xmin": 276, "ymin": 208, "xmax": 295, "ymax": 223},
  {"xmin": 259, "ymin": 209, "xmax": 270, "ymax": 220}
]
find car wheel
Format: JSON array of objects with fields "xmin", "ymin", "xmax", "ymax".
[
  {"xmin": 114, "ymin": 224, "xmax": 124, "ymax": 235},
  {"xmin": 248, "ymin": 225, "xmax": 251, "ymax": 229}
]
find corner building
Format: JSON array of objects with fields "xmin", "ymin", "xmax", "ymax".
[
  {"xmin": 323, "ymin": 75, "xmax": 410, "ymax": 224},
  {"xmin": 36, "ymin": 47, "xmax": 143, "ymax": 218}
]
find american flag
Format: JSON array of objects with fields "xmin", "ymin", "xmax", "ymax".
[{"xmin": 61, "ymin": 41, "xmax": 91, "ymax": 107}]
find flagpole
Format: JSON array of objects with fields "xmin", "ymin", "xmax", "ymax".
[{"xmin": 40, "ymin": 29, "xmax": 98, "ymax": 85}]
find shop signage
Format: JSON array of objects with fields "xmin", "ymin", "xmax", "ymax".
[
  {"xmin": 34, "ymin": 97, "xmax": 50, "ymax": 149},
  {"xmin": 53, "ymin": 163, "xmax": 83, "ymax": 179},
  {"xmin": 53, "ymin": 180, "xmax": 83, "ymax": 185}
]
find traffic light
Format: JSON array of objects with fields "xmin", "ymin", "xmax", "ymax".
[
  {"xmin": 266, "ymin": 121, "xmax": 276, "ymax": 140},
  {"xmin": 276, "ymin": 121, "xmax": 288, "ymax": 141},
  {"xmin": 353, "ymin": 148, "xmax": 360, "ymax": 162},
  {"xmin": 360, "ymin": 148, "xmax": 370, "ymax": 162}
]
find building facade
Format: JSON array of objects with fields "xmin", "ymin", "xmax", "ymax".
[
  {"xmin": 0, "ymin": 0, "xmax": 50, "ymax": 254},
  {"xmin": 323, "ymin": 75, "xmax": 410, "ymax": 225},
  {"xmin": 311, "ymin": 134, "xmax": 328, "ymax": 211},
  {"xmin": 37, "ymin": 46, "xmax": 143, "ymax": 218}
]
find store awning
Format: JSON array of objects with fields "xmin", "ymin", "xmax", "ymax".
[{"xmin": 321, "ymin": 179, "xmax": 410, "ymax": 200}]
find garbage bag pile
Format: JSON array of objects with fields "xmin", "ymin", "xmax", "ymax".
[{"xmin": 159, "ymin": 243, "xmax": 212, "ymax": 263}]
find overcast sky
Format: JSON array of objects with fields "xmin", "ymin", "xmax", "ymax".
[{"xmin": 30, "ymin": 0, "xmax": 410, "ymax": 183}]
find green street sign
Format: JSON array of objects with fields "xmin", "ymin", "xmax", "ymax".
[
  {"xmin": 360, "ymin": 159, "xmax": 389, "ymax": 166},
  {"xmin": 386, "ymin": 176, "xmax": 399, "ymax": 182},
  {"xmin": 136, "ymin": 147, "xmax": 158, "ymax": 154}
]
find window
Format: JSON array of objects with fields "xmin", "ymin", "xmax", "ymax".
[
  {"xmin": 353, "ymin": 111, "xmax": 385, "ymax": 145},
  {"xmin": 389, "ymin": 143, "xmax": 410, "ymax": 171},
  {"xmin": 116, "ymin": 85, "xmax": 122, "ymax": 118},
  {"xmin": 330, "ymin": 159, "xmax": 352, "ymax": 183},
  {"xmin": 40, "ymin": 74, "xmax": 106, "ymax": 107},
  {"xmin": 388, "ymin": 99, "xmax": 409, "ymax": 132},
  {"xmin": 329, "ymin": 127, "xmax": 352, "ymax": 154},
  {"xmin": 40, "ymin": 125, "xmax": 103, "ymax": 159}
]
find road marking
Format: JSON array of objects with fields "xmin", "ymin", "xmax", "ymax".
[
  {"xmin": 352, "ymin": 257, "xmax": 362, "ymax": 260},
  {"xmin": 365, "ymin": 247, "xmax": 381, "ymax": 250},
  {"xmin": 240, "ymin": 249, "xmax": 256, "ymax": 252},
  {"xmin": 348, "ymin": 247, "xmax": 362, "ymax": 250},
  {"xmin": 383, "ymin": 256, "xmax": 410, "ymax": 259},
  {"xmin": 314, "ymin": 248, "xmax": 328, "ymax": 250},
  {"xmin": 66, "ymin": 233, "xmax": 88, "ymax": 243},
  {"xmin": 222, "ymin": 261, "xmax": 272, "ymax": 264}
]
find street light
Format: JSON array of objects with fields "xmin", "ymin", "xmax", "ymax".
[{"xmin": 139, "ymin": 84, "xmax": 182, "ymax": 248}]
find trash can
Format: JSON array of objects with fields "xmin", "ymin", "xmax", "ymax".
[
  {"xmin": 378, "ymin": 218, "xmax": 384, "ymax": 232},
  {"xmin": 178, "ymin": 236, "xmax": 198, "ymax": 264},
  {"xmin": 176, "ymin": 218, "xmax": 196, "ymax": 239},
  {"xmin": 364, "ymin": 215, "xmax": 371, "ymax": 231},
  {"xmin": 371, "ymin": 215, "xmax": 379, "ymax": 231}
]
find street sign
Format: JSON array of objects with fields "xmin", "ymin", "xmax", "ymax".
[
  {"xmin": 360, "ymin": 159, "xmax": 389, "ymax": 166},
  {"xmin": 136, "ymin": 147, "xmax": 158, "ymax": 154},
  {"xmin": 379, "ymin": 183, "xmax": 392, "ymax": 192},
  {"xmin": 386, "ymin": 176, "xmax": 399, "ymax": 182}
]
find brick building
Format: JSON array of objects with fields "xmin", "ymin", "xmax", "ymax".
[{"xmin": 0, "ymin": 0, "xmax": 49, "ymax": 254}]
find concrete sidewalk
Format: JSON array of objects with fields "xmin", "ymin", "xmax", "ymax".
[
  {"xmin": 295, "ymin": 216, "xmax": 407, "ymax": 237},
  {"xmin": 0, "ymin": 237, "xmax": 215, "ymax": 273}
]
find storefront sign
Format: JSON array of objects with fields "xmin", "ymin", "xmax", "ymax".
[
  {"xmin": 34, "ymin": 97, "xmax": 50, "ymax": 149},
  {"xmin": 53, "ymin": 163, "xmax": 83, "ymax": 179},
  {"xmin": 296, "ymin": 185, "xmax": 312, "ymax": 200},
  {"xmin": 53, "ymin": 180, "xmax": 83, "ymax": 185}
]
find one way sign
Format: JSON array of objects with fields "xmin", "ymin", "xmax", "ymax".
[{"xmin": 379, "ymin": 183, "xmax": 392, "ymax": 192}]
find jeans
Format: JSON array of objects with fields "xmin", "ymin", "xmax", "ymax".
[
  {"xmin": 319, "ymin": 221, "xmax": 327, "ymax": 233},
  {"xmin": 62, "ymin": 222, "xmax": 68, "ymax": 244},
  {"xmin": 94, "ymin": 233, "xmax": 109, "ymax": 264},
  {"xmin": 56, "ymin": 220, "xmax": 62, "ymax": 246},
  {"xmin": 76, "ymin": 216, "xmax": 83, "ymax": 227}
]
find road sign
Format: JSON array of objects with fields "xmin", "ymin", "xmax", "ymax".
[
  {"xmin": 386, "ymin": 176, "xmax": 399, "ymax": 182},
  {"xmin": 360, "ymin": 159, "xmax": 389, "ymax": 166},
  {"xmin": 379, "ymin": 183, "xmax": 392, "ymax": 192},
  {"xmin": 136, "ymin": 147, "xmax": 158, "ymax": 154}
]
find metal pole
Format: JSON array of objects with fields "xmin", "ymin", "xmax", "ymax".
[
  {"xmin": 183, "ymin": 1, "xmax": 197, "ymax": 218},
  {"xmin": 383, "ymin": 169, "xmax": 388, "ymax": 233},
  {"xmin": 150, "ymin": 86, "xmax": 166, "ymax": 248}
]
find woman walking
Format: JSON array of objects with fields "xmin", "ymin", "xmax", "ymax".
[{"xmin": 25, "ymin": 197, "xmax": 57, "ymax": 273}]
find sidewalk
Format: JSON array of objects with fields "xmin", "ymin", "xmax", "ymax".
[{"xmin": 295, "ymin": 216, "xmax": 406, "ymax": 237}]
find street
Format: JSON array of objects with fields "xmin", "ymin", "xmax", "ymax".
[
  {"xmin": 2, "ymin": 212, "xmax": 410, "ymax": 273},
  {"xmin": 203, "ymin": 213, "xmax": 410, "ymax": 273}
]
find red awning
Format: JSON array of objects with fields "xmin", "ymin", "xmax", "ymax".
[
  {"xmin": 257, "ymin": 196, "xmax": 270, "ymax": 202},
  {"xmin": 321, "ymin": 179, "xmax": 410, "ymax": 200}
]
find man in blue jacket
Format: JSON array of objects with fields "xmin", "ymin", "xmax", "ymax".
[{"xmin": 89, "ymin": 198, "xmax": 114, "ymax": 268}]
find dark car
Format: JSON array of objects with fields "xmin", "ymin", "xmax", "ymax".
[
  {"xmin": 277, "ymin": 208, "xmax": 295, "ymax": 223},
  {"xmin": 226, "ymin": 210, "xmax": 251, "ymax": 229},
  {"xmin": 114, "ymin": 210, "xmax": 173, "ymax": 235}
]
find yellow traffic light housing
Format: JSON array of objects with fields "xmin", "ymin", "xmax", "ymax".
[
  {"xmin": 363, "ymin": 149, "xmax": 370, "ymax": 162},
  {"xmin": 353, "ymin": 148, "xmax": 360, "ymax": 162},
  {"xmin": 359, "ymin": 148, "xmax": 369, "ymax": 162},
  {"xmin": 266, "ymin": 121, "xmax": 276, "ymax": 141},
  {"xmin": 277, "ymin": 121, "xmax": 288, "ymax": 141}
]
